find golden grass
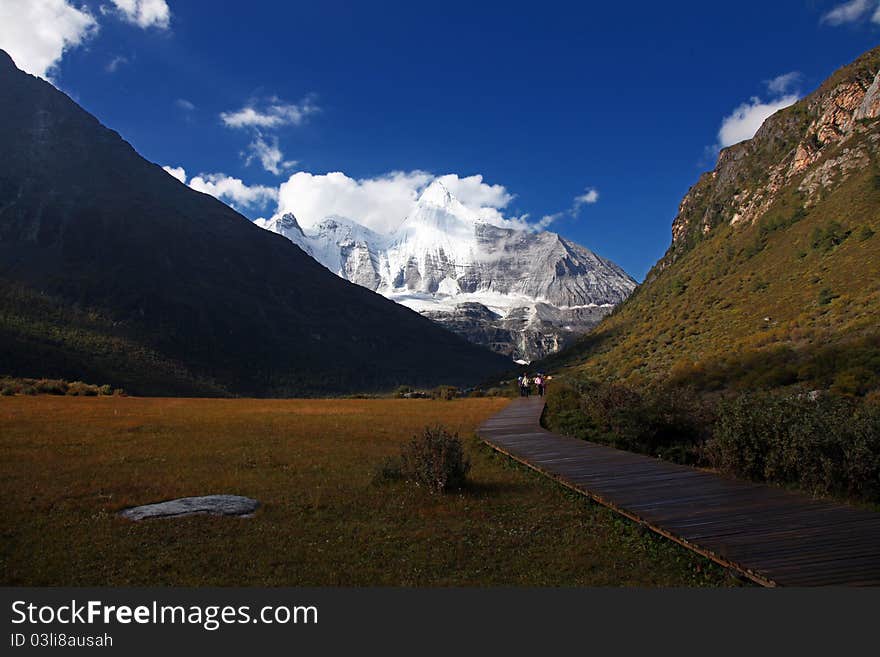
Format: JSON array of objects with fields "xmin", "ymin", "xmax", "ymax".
[{"xmin": 0, "ymin": 396, "xmax": 735, "ymax": 586}]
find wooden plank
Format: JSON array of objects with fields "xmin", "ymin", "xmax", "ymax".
[{"xmin": 478, "ymin": 397, "xmax": 880, "ymax": 587}]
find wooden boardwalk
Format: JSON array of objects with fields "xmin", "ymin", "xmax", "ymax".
[{"xmin": 478, "ymin": 397, "xmax": 880, "ymax": 586}]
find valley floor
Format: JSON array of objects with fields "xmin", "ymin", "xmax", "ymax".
[{"xmin": 0, "ymin": 396, "xmax": 736, "ymax": 586}]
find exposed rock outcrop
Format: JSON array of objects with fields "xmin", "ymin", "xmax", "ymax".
[{"xmin": 654, "ymin": 47, "xmax": 880, "ymax": 280}]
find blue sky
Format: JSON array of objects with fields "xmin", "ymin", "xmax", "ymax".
[{"xmin": 1, "ymin": 1, "xmax": 878, "ymax": 280}]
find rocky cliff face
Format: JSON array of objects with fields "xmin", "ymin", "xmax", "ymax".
[
  {"xmin": 654, "ymin": 47, "xmax": 880, "ymax": 279},
  {"xmin": 258, "ymin": 181, "xmax": 637, "ymax": 361},
  {"xmin": 421, "ymin": 301, "xmax": 612, "ymax": 361}
]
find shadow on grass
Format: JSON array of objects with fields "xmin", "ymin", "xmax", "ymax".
[
  {"xmin": 370, "ymin": 470, "xmax": 531, "ymax": 498},
  {"xmin": 460, "ymin": 479, "xmax": 533, "ymax": 497}
]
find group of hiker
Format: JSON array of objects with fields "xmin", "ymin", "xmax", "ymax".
[{"xmin": 518, "ymin": 373, "xmax": 548, "ymax": 397}]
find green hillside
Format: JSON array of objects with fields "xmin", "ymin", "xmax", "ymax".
[
  {"xmin": 539, "ymin": 46, "xmax": 880, "ymax": 502},
  {"xmin": 546, "ymin": 45, "xmax": 880, "ymax": 397}
]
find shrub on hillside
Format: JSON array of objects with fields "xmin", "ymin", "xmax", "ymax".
[
  {"xmin": 376, "ymin": 425, "xmax": 471, "ymax": 494},
  {"xmin": 0, "ymin": 377, "xmax": 116, "ymax": 397},
  {"xmin": 706, "ymin": 391, "xmax": 880, "ymax": 501},
  {"xmin": 544, "ymin": 374, "xmax": 880, "ymax": 502},
  {"xmin": 582, "ymin": 382, "xmax": 647, "ymax": 447},
  {"xmin": 34, "ymin": 379, "xmax": 68, "ymax": 395},
  {"xmin": 431, "ymin": 385, "xmax": 459, "ymax": 400},
  {"xmin": 817, "ymin": 287, "xmax": 838, "ymax": 306},
  {"xmin": 543, "ymin": 381, "xmax": 596, "ymax": 439},
  {"xmin": 810, "ymin": 221, "xmax": 851, "ymax": 253},
  {"xmin": 641, "ymin": 385, "xmax": 716, "ymax": 463},
  {"xmin": 67, "ymin": 381, "xmax": 100, "ymax": 396},
  {"xmin": 545, "ymin": 378, "xmax": 713, "ymax": 464},
  {"xmin": 831, "ymin": 367, "xmax": 876, "ymax": 396},
  {"xmin": 662, "ymin": 337, "xmax": 880, "ymax": 395}
]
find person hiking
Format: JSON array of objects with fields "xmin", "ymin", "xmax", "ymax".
[
  {"xmin": 517, "ymin": 374, "xmax": 526, "ymax": 397},
  {"xmin": 521, "ymin": 374, "xmax": 530, "ymax": 397},
  {"xmin": 535, "ymin": 374, "xmax": 545, "ymax": 397}
]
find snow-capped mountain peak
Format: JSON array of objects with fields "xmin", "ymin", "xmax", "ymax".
[
  {"xmin": 416, "ymin": 179, "xmax": 455, "ymax": 209},
  {"xmin": 278, "ymin": 212, "xmax": 305, "ymax": 235},
  {"xmin": 397, "ymin": 180, "xmax": 476, "ymax": 236},
  {"xmin": 257, "ymin": 181, "xmax": 637, "ymax": 360},
  {"xmin": 255, "ymin": 213, "xmax": 309, "ymax": 248},
  {"xmin": 314, "ymin": 215, "xmax": 386, "ymax": 247},
  {"xmin": 391, "ymin": 189, "xmax": 477, "ymax": 271}
]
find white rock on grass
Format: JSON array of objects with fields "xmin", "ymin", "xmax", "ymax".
[{"xmin": 119, "ymin": 495, "xmax": 259, "ymax": 521}]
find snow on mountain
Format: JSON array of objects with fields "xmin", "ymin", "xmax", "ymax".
[
  {"xmin": 257, "ymin": 180, "xmax": 637, "ymax": 360},
  {"xmin": 256, "ymin": 213, "xmax": 387, "ymax": 288}
]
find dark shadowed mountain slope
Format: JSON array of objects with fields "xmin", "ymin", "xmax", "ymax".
[
  {"xmin": 543, "ymin": 45, "xmax": 880, "ymax": 395},
  {"xmin": 0, "ymin": 50, "xmax": 509, "ymax": 395}
]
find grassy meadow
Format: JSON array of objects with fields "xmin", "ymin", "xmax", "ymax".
[{"xmin": 0, "ymin": 396, "xmax": 737, "ymax": 587}]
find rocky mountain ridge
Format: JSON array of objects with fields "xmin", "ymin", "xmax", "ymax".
[{"xmin": 655, "ymin": 46, "xmax": 880, "ymax": 279}]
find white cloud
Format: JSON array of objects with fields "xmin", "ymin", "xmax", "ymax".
[
  {"xmin": 765, "ymin": 71, "xmax": 801, "ymax": 95},
  {"xmin": 175, "ymin": 98, "xmax": 195, "ymax": 111},
  {"xmin": 162, "ymin": 165, "xmax": 187, "ymax": 183},
  {"xmin": 189, "ymin": 173, "xmax": 278, "ymax": 210},
  {"xmin": 105, "ymin": 55, "xmax": 128, "ymax": 73},
  {"xmin": 245, "ymin": 134, "xmax": 297, "ymax": 175},
  {"xmin": 532, "ymin": 213, "xmax": 564, "ymax": 231},
  {"xmin": 220, "ymin": 97, "xmax": 318, "ymax": 174},
  {"xmin": 435, "ymin": 173, "xmax": 531, "ymax": 228},
  {"xmin": 435, "ymin": 173, "xmax": 514, "ymax": 210},
  {"xmin": 276, "ymin": 171, "xmax": 433, "ymax": 233},
  {"xmin": 713, "ymin": 70, "xmax": 805, "ymax": 151},
  {"xmin": 273, "ymin": 170, "xmax": 590, "ymax": 234},
  {"xmin": 276, "ymin": 171, "xmax": 518, "ymax": 233},
  {"xmin": 221, "ymin": 97, "xmax": 319, "ymax": 129},
  {"xmin": 165, "ymin": 166, "xmax": 588, "ymax": 234},
  {"xmin": 0, "ymin": 0, "xmax": 98, "ymax": 79},
  {"xmin": 717, "ymin": 94, "xmax": 799, "ymax": 148},
  {"xmin": 820, "ymin": 0, "xmax": 874, "ymax": 25},
  {"xmin": 163, "ymin": 166, "xmax": 277, "ymax": 210},
  {"xmin": 573, "ymin": 188, "xmax": 599, "ymax": 210},
  {"xmin": 109, "ymin": 0, "xmax": 170, "ymax": 30}
]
